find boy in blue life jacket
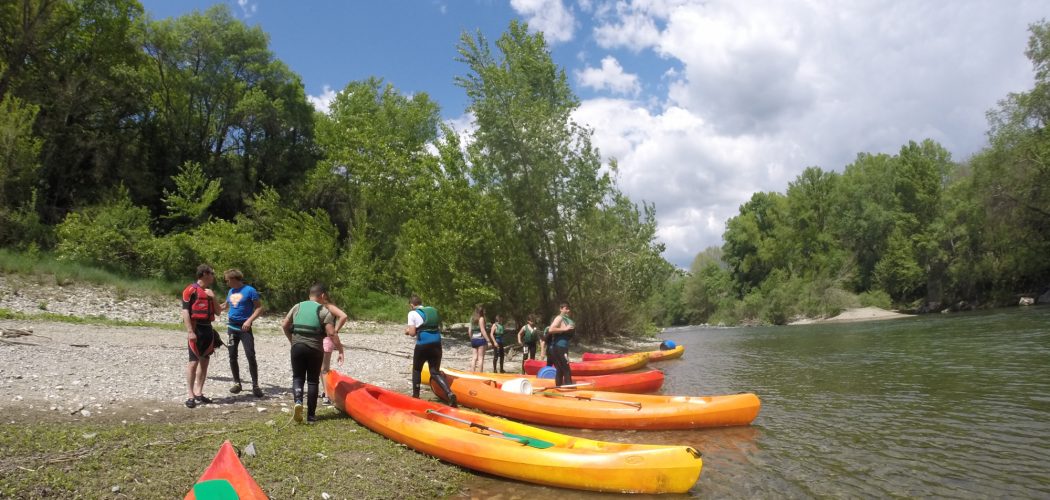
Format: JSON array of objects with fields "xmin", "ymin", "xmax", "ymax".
[{"xmin": 405, "ymin": 295, "xmax": 456, "ymax": 407}]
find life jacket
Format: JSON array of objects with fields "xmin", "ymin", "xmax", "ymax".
[
  {"xmin": 493, "ymin": 323, "xmax": 505, "ymax": 340},
  {"xmin": 292, "ymin": 301, "xmax": 325, "ymax": 337},
  {"xmin": 188, "ymin": 283, "xmax": 214, "ymax": 322},
  {"xmin": 470, "ymin": 317, "xmax": 483, "ymax": 339},
  {"xmin": 414, "ymin": 306, "xmax": 441, "ymax": 332},
  {"xmin": 523, "ymin": 324, "xmax": 537, "ymax": 343},
  {"xmin": 553, "ymin": 314, "xmax": 574, "ymax": 347},
  {"xmin": 414, "ymin": 306, "xmax": 441, "ymax": 345}
]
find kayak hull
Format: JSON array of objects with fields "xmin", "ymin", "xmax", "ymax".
[
  {"xmin": 523, "ymin": 352, "xmax": 649, "ymax": 376},
  {"xmin": 185, "ymin": 440, "xmax": 267, "ymax": 500},
  {"xmin": 583, "ymin": 345, "xmax": 686, "ymax": 362},
  {"xmin": 421, "ymin": 365, "xmax": 665, "ymax": 393},
  {"xmin": 434, "ymin": 376, "xmax": 761, "ymax": 430},
  {"xmin": 325, "ymin": 370, "xmax": 702, "ymax": 493}
]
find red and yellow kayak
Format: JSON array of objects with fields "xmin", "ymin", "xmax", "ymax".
[
  {"xmin": 432, "ymin": 376, "xmax": 761, "ymax": 430},
  {"xmin": 325, "ymin": 370, "xmax": 702, "ymax": 493},
  {"xmin": 582, "ymin": 344, "xmax": 685, "ymax": 362},
  {"xmin": 523, "ymin": 352, "xmax": 649, "ymax": 376},
  {"xmin": 421, "ymin": 365, "xmax": 665, "ymax": 393},
  {"xmin": 185, "ymin": 440, "xmax": 267, "ymax": 500}
]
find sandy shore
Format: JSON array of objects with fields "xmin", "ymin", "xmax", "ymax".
[{"xmin": 789, "ymin": 306, "xmax": 913, "ymax": 325}]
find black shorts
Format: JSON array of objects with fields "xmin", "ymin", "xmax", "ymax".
[{"xmin": 188, "ymin": 323, "xmax": 218, "ymax": 362}]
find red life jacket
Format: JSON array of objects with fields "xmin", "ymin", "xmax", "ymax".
[{"xmin": 188, "ymin": 283, "xmax": 214, "ymax": 322}]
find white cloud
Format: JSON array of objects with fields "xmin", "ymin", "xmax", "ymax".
[
  {"xmin": 511, "ymin": 0, "xmax": 576, "ymax": 44},
  {"xmin": 236, "ymin": 0, "xmax": 257, "ymax": 17},
  {"xmin": 578, "ymin": 0, "xmax": 1045, "ymax": 266},
  {"xmin": 307, "ymin": 85, "xmax": 338, "ymax": 114},
  {"xmin": 576, "ymin": 56, "xmax": 641, "ymax": 95}
]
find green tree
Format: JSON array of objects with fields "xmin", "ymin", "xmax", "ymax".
[
  {"xmin": 0, "ymin": 0, "xmax": 149, "ymax": 221},
  {"xmin": 161, "ymin": 161, "xmax": 222, "ymax": 226},
  {"xmin": 457, "ymin": 21, "xmax": 618, "ymax": 328},
  {"xmin": 142, "ymin": 4, "xmax": 315, "ymax": 221},
  {"xmin": 309, "ymin": 78, "xmax": 441, "ymax": 290}
]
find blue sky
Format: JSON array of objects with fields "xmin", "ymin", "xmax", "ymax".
[{"xmin": 139, "ymin": 0, "xmax": 1048, "ymax": 267}]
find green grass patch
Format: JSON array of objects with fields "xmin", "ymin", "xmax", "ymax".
[
  {"xmin": 342, "ymin": 290, "xmax": 408, "ymax": 323},
  {"xmin": 0, "ymin": 408, "xmax": 467, "ymax": 498},
  {"xmin": 0, "ymin": 308, "xmax": 181, "ymax": 330},
  {"xmin": 0, "ymin": 249, "xmax": 182, "ymax": 298}
]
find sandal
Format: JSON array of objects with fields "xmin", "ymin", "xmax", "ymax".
[
  {"xmin": 185, "ymin": 398, "xmax": 196, "ymax": 408},
  {"xmin": 194, "ymin": 395, "xmax": 213, "ymax": 404}
]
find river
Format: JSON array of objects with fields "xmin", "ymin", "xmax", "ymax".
[{"xmin": 460, "ymin": 306, "xmax": 1050, "ymax": 498}]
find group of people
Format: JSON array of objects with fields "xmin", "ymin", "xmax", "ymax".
[
  {"xmin": 181, "ymin": 264, "xmax": 578, "ymax": 423},
  {"xmin": 182, "ymin": 265, "xmax": 347, "ymax": 423}
]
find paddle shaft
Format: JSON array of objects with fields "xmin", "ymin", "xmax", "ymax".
[
  {"xmin": 539, "ymin": 392, "xmax": 642, "ymax": 408},
  {"xmin": 425, "ymin": 410, "xmax": 553, "ymax": 448}
]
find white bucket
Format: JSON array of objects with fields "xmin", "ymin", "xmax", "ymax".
[{"xmin": 501, "ymin": 378, "xmax": 533, "ymax": 394}]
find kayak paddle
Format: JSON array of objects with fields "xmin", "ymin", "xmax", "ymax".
[
  {"xmin": 538, "ymin": 392, "xmax": 642, "ymax": 409},
  {"xmin": 426, "ymin": 410, "xmax": 554, "ymax": 449}
]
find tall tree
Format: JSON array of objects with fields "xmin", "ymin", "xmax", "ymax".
[
  {"xmin": 142, "ymin": 4, "xmax": 315, "ymax": 221},
  {"xmin": 457, "ymin": 21, "xmax": 611, "ymax": 321},
  {"xmin": 0, "ymin": 0, "xmax": 149, "ymax": 221},
  {"xmin": 309, "ymin": 78, "xmax": 441, "ymax": 290}
]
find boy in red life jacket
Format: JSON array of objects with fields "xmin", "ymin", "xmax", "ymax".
[{"xmin": 182, "ymin": 264, "xmax": 223, "ymax": 408}]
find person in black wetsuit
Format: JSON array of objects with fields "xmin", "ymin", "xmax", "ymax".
[
  {"xmin": 281, "ymin": 283, "xmax": 343, "ymax": 424},
  {"xmin": 490, "ymin": 315, "xmax": 506, "ymax": 373},
  {"xmin": 547, "ymin": 302, "xmax": 576, "ymax": 387},
  {"xmin": 516, "ymin": 314, "xmax": 539, "ymax": 371},
  {"xmin": 404, "ymin": 295, "xmax": 456, "ymax": 406}
]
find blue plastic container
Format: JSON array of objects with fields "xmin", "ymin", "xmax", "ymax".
[{"xmin": 537, "ymin": 366, "xmax": 557, "ymax": 379}]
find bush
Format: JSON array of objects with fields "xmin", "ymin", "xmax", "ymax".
[
  {"xmin": 137, "ymin": 232, "xmax": 200, "ymax": 280},
  {"xmin": 857, "ymin": 289, "xmax": 893, "ymax": 309},
  {"xmin": 0, "ymin": 205, "xmax": 53, "ymax": 250},
  {"xmin": 55, "ymin": 189, "xmax": 152, "ymax": 273}
]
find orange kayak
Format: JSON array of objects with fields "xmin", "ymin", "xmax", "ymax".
[
  {"xmin": 523, "ymin": 352, "xmax": 649, "ymax": 376},
  {"xmin": 324, "ymin": 370, "xmax": 702, "ymax": 493},
  {"xmin": 421, "ymin": 365, "xmax": 665, "ymax": 393},
  {"xmin": 583, "ymin": 344, "xmax": 685, "ymax": 362},
  {"xmin": 433, "ymin": 376, "xmax": 761, "ymax": 430},
  {"xmin": 185, "ymin": 440, "xmax": 267, "ymax": 500}
]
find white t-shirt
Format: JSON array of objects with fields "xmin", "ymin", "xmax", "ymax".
[{"xmin": 407, "ymin": 309, "xmax": 425, "ymax": 329}]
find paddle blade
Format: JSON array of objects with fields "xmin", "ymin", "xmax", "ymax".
[{"xmin": 501, "ymin": 431, "xmax": 555, "ymax": 449}]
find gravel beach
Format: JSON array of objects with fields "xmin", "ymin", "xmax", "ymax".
[{"xmin": 0, "ymin": 275, "xmax": 505, "ymax": 422}]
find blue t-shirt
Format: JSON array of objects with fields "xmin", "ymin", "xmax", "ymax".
[{"xmin": 226, "ymin": 285, "xmax": 260, "ymax": 323}]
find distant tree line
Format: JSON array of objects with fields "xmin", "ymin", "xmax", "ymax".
[
  {"xmin": 651, "ymin": 21, "xmax": 1050, "ymax": 326},
  {"xmin": 0, "ymin": 2, "xmax": 667, "ymax": 336}
]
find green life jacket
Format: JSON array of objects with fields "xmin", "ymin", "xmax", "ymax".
[
  {"xmin": 523, "ymin": 324, "xmax": 537, "ymax": 343},
  {"xmin": 553, "ymin": 314, "xmax": 574, "ymax": 347},
  {"xmin": 292, "ymin": 301, "xmax": 324, "ymax": 337},
  {"xmin": 493, "ymin": 323, "xmax": 505, "ymax": 339},
  {"xmin": 414, "ymin": 306, "xmax": 440, "ymax": 332},
  {"xmin": 470, "ymin": 317, "xmax": 483, "ymax": 338}
]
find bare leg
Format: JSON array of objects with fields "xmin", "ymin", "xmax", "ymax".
[
  {"xmin": 186, "ymin": 361, "xmax": 199, "ymax": 399},
  {"xmin": 193, "ymin": 357, "xmax": 210, "ymax": 396}
]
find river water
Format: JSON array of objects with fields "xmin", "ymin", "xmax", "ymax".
[{"xmin": 460, "ymin": 306, "xmax": 1050, "ymax": 498}]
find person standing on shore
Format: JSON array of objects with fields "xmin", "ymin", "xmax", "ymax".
[
  {"xmin": 319, "ymin": 302, "xmax": 348, "ymax": 405},
  {"xmin": 282, "ymin": 284, "xmax": 343, "ymax": 424},
  {"xmin": 182, "ymin": 265, "xmax": 223, "ymax": 408},
  {"xmin": 516, "ymin": 314, "xmax": 539, "ymax": 371},
  {"xmin": 468, "ymin": 304, "xmax": 490, "ymax": 373},
  {"xmin": 547, "ymin": 302, "xmax": 575, "ymax": 387},
  {"xmin": 490, "ymin": 315, "xmax": 506, "ymax": 373},
  {"xmin": 221, "ymin": 269, "xmax": 264, "ymax": 398},
  {"xmin": 404, "ymin": 295, "xmax": 457, "ymax": 406}
]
